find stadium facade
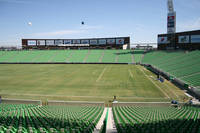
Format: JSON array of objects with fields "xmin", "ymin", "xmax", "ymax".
[
  {"xmin": 22, "ymin": 37, "xmax": 130, "ymax": 50},
  {"xmin": 158, "ymin": 30, "xmax": 200, "ymax": 50}
]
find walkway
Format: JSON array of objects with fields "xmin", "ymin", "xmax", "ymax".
[
  {"xmin": 93, "ymin": 107, "xmax": 107, "ymax": 133},
  {"xmin": 106, "ymin": 108, "xmax": 117, "ymax": 133}
]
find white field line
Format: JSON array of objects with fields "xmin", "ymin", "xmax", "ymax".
[
  {"xmin": 118, "ymin": 97, "xmax": 168, "ymax": 99},
  {"xmin": 142, "ymin": 67, "xmax": 179, "ymax": 99},
  {"xmin": 96, "ymin": 66, "xmax": 107, "ymax": 82},
  {"xmin": 129, "ymin": 69, "xmax": 133, "ymax": 78},
  {"xmin": 137, "ymin": 66, "xmax": 170, "ymax": 99},
  {"xmin": 184, "ymin": 93, "xmax": 193, "ymax": 98},
  {"xmin": 163, "ymin": 81, "xmax": 179, "ymax": 99}
]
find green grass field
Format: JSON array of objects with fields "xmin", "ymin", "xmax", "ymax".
[{"xmin": 0, "ymin": 64, "xmax": 188, "ymax": 102}]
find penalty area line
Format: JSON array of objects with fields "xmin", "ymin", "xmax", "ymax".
[{"xmin": 129, "ymin": 69, "xmax": 133, "ymax": 78}]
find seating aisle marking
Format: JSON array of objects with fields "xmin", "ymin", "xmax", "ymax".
[
  {"xmin": 93, "ymin": 107, "xmax": 108, "ymax": 133},
  {"xmin": 106, "ymin": 108, "xmax": 117, "ymax": 133}
]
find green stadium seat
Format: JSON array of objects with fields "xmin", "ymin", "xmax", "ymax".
[
  {"xmin": 142, "ymin": 50, "xmax": 200, "ymax": 88},
  {"xmin": 0, "ymin": 104, "xmax": 104, "ymax": 133},
  {"xmin": 113, "ymin": 105, "xmax": 200, "ymax": 133},
  {"xmin": 0, "ymin": 50, "xmax": 135, "ymax": 63}
]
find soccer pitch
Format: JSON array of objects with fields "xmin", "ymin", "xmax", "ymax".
[{"xmin": 0, "ymin": 64, "xmax": 188, "ymax": 102}]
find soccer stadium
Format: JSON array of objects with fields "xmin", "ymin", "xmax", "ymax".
[{"xmin": 0, "ymin": 0, "xmax": 200, "ymax": 133}]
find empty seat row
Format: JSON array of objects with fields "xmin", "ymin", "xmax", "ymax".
[
  {"xmin": 0, "ymin": 104, "xmax": 104, "ymax": 133},
  {"xmin": 113, "ymin": 105, "xmax": 200, "ymax": 133}
]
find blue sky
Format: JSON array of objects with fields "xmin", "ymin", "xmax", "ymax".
[{"xmin": 0, "ymin": 0, "xmax": 200, "ymax": 46}]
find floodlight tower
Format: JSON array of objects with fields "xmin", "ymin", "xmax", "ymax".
[{"xmin": 167, "ymin": 0, "xmax": 176, "ymax": 49}]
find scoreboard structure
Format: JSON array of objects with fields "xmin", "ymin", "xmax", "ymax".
[
  {"xmin": 167, "ymin": 12, "xmax": 176, "ymax": 34},
  {"xmin": 22, "ymin": 37, "xmax": 130, "ymax": 49},
  {"xmin": 158, "ymin": 30, "xmax": 200, "ymax": 50}
]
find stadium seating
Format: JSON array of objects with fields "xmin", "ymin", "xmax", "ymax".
[
  {"xmin": 133, "ymin": 50, "xmax": 144, "ymax": 63},
  {"xmin": 0, "ymin": 104, "xmax": 36, "ymax": 113},
  {"xmin": 86, "ymin": 50, "xmax": 104, "ymax": 63},
  {"xmin": 0, "ymin": 51, "xmax": 19, "ymax": 62},
  {"xmin": 113, "ymin": 105, "xmax": 200, "ymax": 133},
  {"xmin": 17, "ymin": 51, "xmax": 44, "ymax": 62},
  {"xmin": 1, "ymin": 49, "xmax": 198, "ymax": 87},
  {"xmin": 69, "ymin": 50, "xmax": 88, "ymax": 62},
  {"xmin": 32, "ymin": 50, "xmax": 56, "ymax": 62},
  {"xmin": 142, "ymin": 50, "xmax": 200, "ymax": 87},
  {"xmin": 50, "ymin": 50, "xmax": 71, "ymax": 62},
  {"xmin": 101, "ymin": 50, "xmax": 118, "ymax": 63},
  {"xmin": 117, "ymin": 50, "xmax": 133, "ymax": 63},
  {"xmin": 0, "ymin": 104, "xmax": 104, "ymax": 133},
  {"xmin": 0, "ymin": 50, "xmax": 134, "ymax": 63}
]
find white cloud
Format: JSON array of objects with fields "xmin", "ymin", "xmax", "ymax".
[
  {"xmin": 177, "ymin": 18, "xmax": 200, "ymax": 32},
  {"xmin": 79, "ymin": 25, "xmax": 103, "ymax": 30},
  {"xmin": 33, "ymin": 29, "xmax": 85, "ymax": 37},
  {"xmin": 31, "ymin": 25, "xmax": 103, "ymax": 37},
  {"xmin": 0, "ymin": 25, "xmax": 104, "ymax": 47}
]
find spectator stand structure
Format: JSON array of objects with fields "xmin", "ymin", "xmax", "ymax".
[
  {"xmin": 0, "ymin": 100, "xmax": 105, "ymax": 133},
  {"xmin": 141, "ymin": 50, "xmax": 200, "ymax": 99},
  {"xmin": 112, "ymin": 102, "xmax": 200, "ymax": 133},
  {"xmin": 0, "ymin": 49, "xmax": 144, "ymax": 64}
]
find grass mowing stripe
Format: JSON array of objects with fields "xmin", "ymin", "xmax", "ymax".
[
  {"xmin": 0, "ymin": 64, "xmax": 188, "ymax": 102},
  {"xmin": 163, "ymin": 81, "xmax": 179, "ymax": 99}
]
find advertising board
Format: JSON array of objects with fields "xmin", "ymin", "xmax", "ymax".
[
  {"xmin": 191, "ymin": 35, "xmax": 200, "ymax": 43},
  {"xmin": 27, "ymin": 40, "xmax": 36, "ymax": 46},
  {"xmin": 90, "ymin": 40, "xmax": 98, "ymax": 45},
  {"xmin": 73, "ymin": 40, "xmax": 80, "ymax": 44},
  {"xmin": 37, "ymin": 40, "xmax": 45, "ymax": 46},
  {"xmin": 55, "ymin": 40, "xmax": 63, "ymax": 45},
  {"xmin": 99, "ymin": 39, "xmax": 106, "ymax": 45},
  {"xmin": 46, "ymin": 40, "xmax": 54, "ymax": 45},
  {"xmin": 116, "ymin": 38, "xmax": 124, "ymax": 45},
  {"xmin": 65, "ymin": 44, "xmax": 89, "ymax": 46},
  {"xmin": 178, "ymin": 36, "xmax": 189, "ymax": 43},
  {"xmin": 167, "ymin": 12, "xmax": 176, "ymax": 33},
  {"xmin": 81, "ymin": 40, "xmax": 89, "ymax": 44},
  {"xmin": 64, "ymin": 40, "xmax": 72, "ymax": 44},
  {"xmin": 107, "ymin": 39, "xmax": 115, "ymax": 44},
  {"xmin": 158, "ymin": 37, "xmax": 168, "ymax": 44}
]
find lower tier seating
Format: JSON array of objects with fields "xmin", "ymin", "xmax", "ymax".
[
  {"xmin": 113, "ymin": 105, "xmax": 200, "ymax": 133},
  {"xmin": 0, "ymin": 104, "xmax": 104, "ymax": 133}
]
